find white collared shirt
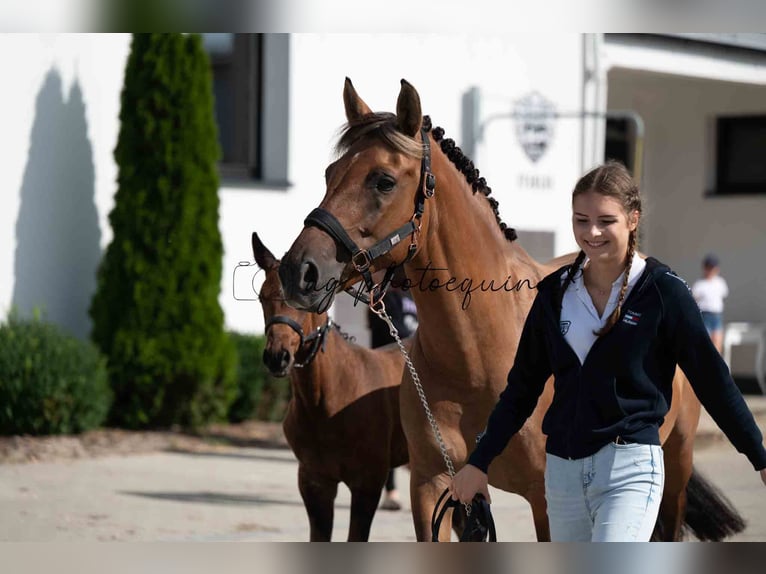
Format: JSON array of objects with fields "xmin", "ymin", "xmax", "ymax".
[{"xmin": 559, "ymin": 253, "xmax": 647, "ymax": 365}]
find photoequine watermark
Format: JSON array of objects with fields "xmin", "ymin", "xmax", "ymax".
[{"xmin": 233, "ymin": 260, "xmax": 536, "ymax": 310}]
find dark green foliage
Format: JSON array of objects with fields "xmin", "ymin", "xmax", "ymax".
[
  {"xmin": 0, "ymin": 313, "xmax": 112, "ymax": 435},
  {"xmin": 90, "ymin": 33, "xmax": 236, "ymax": 429},
  {"xmin": 228, "ymin": 333, "xmax": 291, "ymax": 423}
]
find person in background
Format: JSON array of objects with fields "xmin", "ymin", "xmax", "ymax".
[
  {"xmin": 368, "ymin": 272, "xmax": 418, "ymax": 511},
  {"xmin": 692, "ymin": 253, "xmax": 729, "ymax": 354},
  {"xmin": 449, "ymin": 161, "xmax": 766, "ymax": 541}
]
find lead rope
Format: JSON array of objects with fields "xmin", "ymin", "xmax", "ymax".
[{"xmin": 370, "ymin": 299, "xmax": 472, "ymax": 517}]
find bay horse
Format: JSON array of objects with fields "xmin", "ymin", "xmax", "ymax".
[
  {"xmin": 252, "ymin": 232, "xmax": 409, "ymax": 541},
  {"xmin": 278, "ymin": 78, "xmax": 744, "ymax": 541}
]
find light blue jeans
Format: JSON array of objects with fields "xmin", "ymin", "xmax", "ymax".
[{"xmin": 544, "ymin": 442, "xmax": 664, "ymax": 542}]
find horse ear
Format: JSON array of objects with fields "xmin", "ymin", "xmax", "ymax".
[
  {"xmin": 396, "ymin": 79, "xmax": 422, "ymax": 137},
  {"xmin": 343, "ymin": 77, "xmax": 372, "ymax": 123},
  {"xmin": 252, "ymin": 232, "xmax": 278, "ymax": 270}
]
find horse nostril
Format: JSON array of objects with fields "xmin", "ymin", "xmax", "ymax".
[
  {"xmin": 263, "ymin": 348, "xmax": 292, "ymax": 375},
  {"xmin": 300, "ymin": 260, "xmax": 319, "ymax": 293},
  {"xmin": 263, "ymin": 349, "xmax": 276, "ymax": 371}
]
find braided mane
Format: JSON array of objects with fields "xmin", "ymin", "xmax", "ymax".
[{"xmin": 422, "ymin": 115, "xmax": 517, "ymax": 242}]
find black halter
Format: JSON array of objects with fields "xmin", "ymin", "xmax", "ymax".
[
  {"xmin": 265, "ymin": 315, "xmax": 333, "ymax": 368},
  {"xmin": 304, "ymin": 125, "xmax": 436, "ymax": 306}
]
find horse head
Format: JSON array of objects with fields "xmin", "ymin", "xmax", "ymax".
[
  {"xmin": 253, "ymin": 232, "xmax": 323, "ymax": 377},
  {"xmin": 279, "ymin": 78, "xmax": 431, "ymax": 313}
]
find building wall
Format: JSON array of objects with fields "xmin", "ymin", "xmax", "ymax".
[
  {"xmin": 607, "ymin": 69, "xmax": 766, "ymax": 376},
  {"xmin": 0, "ymin": 34, "xmax": 129, "ymax": 339},
  {"xmin": 607, "ymin": 69, "xmax": 766, "ymax": 323}
]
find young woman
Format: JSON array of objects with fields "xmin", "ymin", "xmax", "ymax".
[{"xmin": 449, "ymin": 161, "xmax": 766, "ymax": 542}]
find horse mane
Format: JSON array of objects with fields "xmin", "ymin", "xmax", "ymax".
[{"xmin": 335, "ymin": 113, "xmax": 517, "ymax": 243}]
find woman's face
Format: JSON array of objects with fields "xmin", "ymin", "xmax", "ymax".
[{"xmin": 572, "ymin": 190, "xmax": 638, "ymax": 267}]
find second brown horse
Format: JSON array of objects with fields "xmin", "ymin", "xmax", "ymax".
[{"xmin": 252, "ymin": 232, "xmax": 408, "ymax": 541}]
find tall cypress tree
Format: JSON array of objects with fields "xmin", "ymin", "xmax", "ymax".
[{"xmin": 91, "ymin": 33, "xmax": 236, "ymax": 428}]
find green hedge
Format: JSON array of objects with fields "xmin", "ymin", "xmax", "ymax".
[
  {"xmin": 228, "ymin": 333, "xmax": 291, "ymax": 423},
  {"xmin": 0, "ymin": 314, "xmax": 112, "ymax": 435}
]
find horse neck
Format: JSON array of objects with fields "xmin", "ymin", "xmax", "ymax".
[
  {"xmin": 288, "ymin": 320, "xmax": 355, "ymax": 417},
  {"xmin": 404, "ymin": 152, "xmax": 544, "ymax": 374}
]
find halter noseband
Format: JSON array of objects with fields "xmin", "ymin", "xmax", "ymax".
[
  {"xmin": 264, "ymin": 315, "xmax": 333, "ymax": 368},
  {"xmin": 304, "ymin": 125, "xmax": 436, "ymax": 306}
]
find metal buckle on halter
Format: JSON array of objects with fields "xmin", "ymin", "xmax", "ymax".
[
  {"xmin": 424, "ymin": 172, "xmax": 436, "ymax": 198},
  {"xmin": 408, "ymin": 214, "xmax": 422, "ymax": 250},
  {"xmin": 352, "ymin": 249, "xmax": 372, "ymax": 272},
  {"xmin": 368, "ymin": 283, "xmax": 386, "ymax": 311}
]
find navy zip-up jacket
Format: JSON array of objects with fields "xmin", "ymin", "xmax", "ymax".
[{"xmin": 468, "ymin": 257, "xmax": 766, "ymax": 473}]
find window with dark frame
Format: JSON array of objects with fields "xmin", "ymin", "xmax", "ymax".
[
  {"xmin": 604, "ymin": 118, "xmax": 634, "ymax": 175},
  {"xmin": 715, "ymin": 115, "xmax": 766, "ymax": 196},
  {"xmin": 202, "ymin": 33, "xmax": 263, "ymax": 180}
]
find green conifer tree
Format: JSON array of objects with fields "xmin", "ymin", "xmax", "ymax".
[{"xmin": 91, "ymin": 33, "xmax": 236, "ymax": 428}]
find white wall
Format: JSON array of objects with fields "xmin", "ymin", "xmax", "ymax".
[{"xmin": 0, "ymin": 33, "xmax": 129, "ymax": 338}]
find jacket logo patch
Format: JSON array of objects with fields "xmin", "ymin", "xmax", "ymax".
[
  {"xmin": 560, "ymin": 320, "xmax": 571, "ymax": 335},
  {"xmin": 623, "ymin": 310, "xmax": 641, "ymax": 326}
]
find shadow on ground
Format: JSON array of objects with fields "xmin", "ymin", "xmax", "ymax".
[{"xmin": 119, "ymin": 490, "xmax": 350, "ymax": 510}]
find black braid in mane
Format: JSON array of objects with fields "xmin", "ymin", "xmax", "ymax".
[{"xmin": 422, "ymin": 115, "xmax": 518, "ymax": 243}]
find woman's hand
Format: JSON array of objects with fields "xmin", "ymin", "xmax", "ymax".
[
  {"xmin": 449, "ymin": 464, "xmax": 491, "ymax": 505},
  {"xmin": 760, "ymin": 468, "xmax": 766, "ymax": 487}
]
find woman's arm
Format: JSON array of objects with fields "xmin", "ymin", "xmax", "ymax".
[
  {"xmin": 662, "ymin": 272, "xmax": 766, "ymax": 473},
  {"xmin": 451, "ymin": 294, "xmax": 554, "ymax": 503}
]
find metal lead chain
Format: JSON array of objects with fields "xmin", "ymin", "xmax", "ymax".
[{"xmin": 370, "ymin": 301, "xmax": 472, "ymax": 516}]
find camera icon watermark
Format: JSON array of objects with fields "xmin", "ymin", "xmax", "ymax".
[{"xmin": 232, "ymin": 261, "xmax": 265, "ymax": 301}]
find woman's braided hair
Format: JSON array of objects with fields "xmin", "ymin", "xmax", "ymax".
[{"xmin": 559, "ymin": 161, "xmax": 642, "ymax": 336}]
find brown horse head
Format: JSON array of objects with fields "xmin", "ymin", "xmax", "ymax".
[
  {"xmin": 279, "ymin": 78, "xmax": 429, "ymax": 312},
  {"xmin": 252, "ymin": 232, "xmax": 324, "ymax": 377}
]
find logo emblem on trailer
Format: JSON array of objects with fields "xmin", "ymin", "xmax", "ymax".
[{"xmin": 514, "ymin": 91, "xmax": 556, "ymax": 163}]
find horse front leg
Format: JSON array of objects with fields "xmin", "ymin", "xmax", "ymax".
[
  {"xmin": 523, "ymin": 479, "xmax": 550, "ymax": 542},
  {"xmin": 410, "ymin": 469, "xmax": 451, "ymax": 541},
  {"xmin": 347, "ymin": 485, "xmax": 384, "ymax": 541},
  {"xmin": 297, "ymin": 465, "xmax": 338, "ymax": 541}
]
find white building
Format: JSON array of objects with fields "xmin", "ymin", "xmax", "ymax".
[{"xmin": 1, "ymin": 33, "xmax": 764, "ymax": 381}]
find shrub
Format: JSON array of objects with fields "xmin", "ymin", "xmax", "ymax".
[
  {"xmin": 228, "ymin": 332, "xmax": 291, "ymax": 423},
  {"xmin": 90, "ymin": 33, "xmax": 236, "ymax": 429},
  {"xmin": 0, "ymin": 313, "xmax": 112, "ymax": 435}
]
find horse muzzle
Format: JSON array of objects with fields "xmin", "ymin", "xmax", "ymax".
[
  {"xmin": 262, "ymin": 347, "xmax": 292, "ymax": 378},
  {"xmin": 278, "ymin": 255, "xmax": 342, "ymax": 313}
]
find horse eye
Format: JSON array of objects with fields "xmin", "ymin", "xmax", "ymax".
[{"xmin": 376, "ymin": 177, "xmax": 396, "ymax": 193}]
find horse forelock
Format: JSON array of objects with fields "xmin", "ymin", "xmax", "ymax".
[{"xmin": 335, "ymin": 113, "xmax": 423, "ymax": 160}]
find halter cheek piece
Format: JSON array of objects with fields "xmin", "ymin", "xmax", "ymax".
[
  {"xmin": 304, "ymin": 125, "xmax": 436, "ymax": 306},
  {"xmin": 264, "ymin": 315, "xmax": 332, "ymax": 368}
]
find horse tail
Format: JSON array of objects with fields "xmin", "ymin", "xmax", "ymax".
[{"xmin": 682, "ymin": 466, "xmax": 746, "ymax": 541}]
